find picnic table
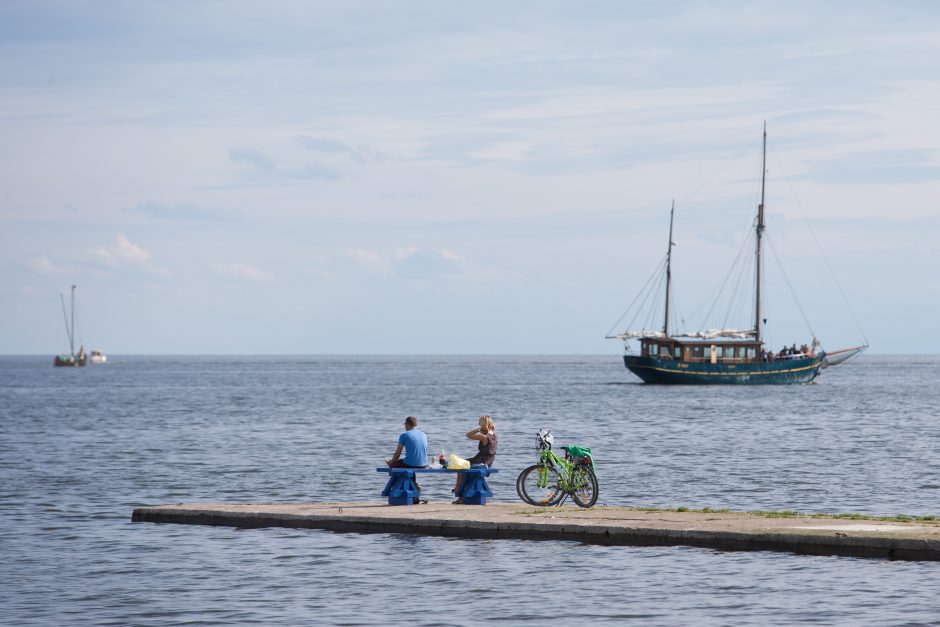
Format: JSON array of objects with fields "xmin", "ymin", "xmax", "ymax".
[{"xmin": 377, "ymin": 467, "xmax": 498, "ymax": 506}]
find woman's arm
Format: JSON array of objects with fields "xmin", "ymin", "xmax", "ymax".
[{"xmin": 466, "ymin": 428, "xmax": 488, "ymax": 444}]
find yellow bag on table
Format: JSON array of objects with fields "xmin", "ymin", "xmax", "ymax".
[{"xmin": 448, "ymin": 453, "xmax": 471, "ymax": 470}]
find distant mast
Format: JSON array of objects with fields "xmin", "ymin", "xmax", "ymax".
[
  {"xmin": 70, "ymin": 285, "xmax": 76, "ymax": 357},
  {"xmin": 60, "ymin": 285, "xmax": 77, "ymax": 358},
  {"xmin": 663, "ymin": 200, "xmax": 676, "ymax": 337},
  {"xmin": 754, "ymin": 123, "xmax": 767, "ymax": 346}
]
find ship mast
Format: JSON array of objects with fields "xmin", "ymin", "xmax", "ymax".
[
  {"xmin": 60, "ymin": 291, "xmax": 72, "ymax": 356},
  {"xmin": 663, "ymin": 200, "xmax": 675, "ymax": 337},
  {"xmin": 754, "ymin": 123, "xmax": 767, "ymax": 345},
  {"xmin": 70, "ymin": 285, "xmax": 76, "ymax": 357},
  {"xmin": 60, "ymin": 285, "xmax": 77, "ymax": 357}
]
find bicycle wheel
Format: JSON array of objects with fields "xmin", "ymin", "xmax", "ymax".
[
  {"xmin": 569, "ymin": 464, "xmax": 599, "ymax": 508},
  {"xmin": 516, "ymin": 464, "xmax": 540, "ymax": 504},
  {"xmin": 517, "ymin": 464, "xmax": 564, "ymax": 506},
  {"xmin": 515, "ymin": 466, "xmax": 529, "ymax": 503}
]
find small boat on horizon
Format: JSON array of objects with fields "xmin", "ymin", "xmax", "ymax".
[
  {"xmin": 89, "ymin": 349, "xmax": 107, "ymax": 364},
  {"xmin": 53, "ymin": 285, "xmax": 88, "ymax": 368},
  {"xmin": 606, "ymin": 125, "xmax": 867, "ymax": 384}
]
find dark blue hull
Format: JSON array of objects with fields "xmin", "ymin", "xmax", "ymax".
[{"xmin": 623, "ymin": 353, "xmax": 825, "ymax": 384}]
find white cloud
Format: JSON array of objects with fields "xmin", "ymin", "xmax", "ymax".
[
  {"xmin": 306, "ymin": 246, "xmax": 520, "ymax": 284},
  {"xmin": 393, "ymin": 246, "xmax": 418, "ymax": 261},
  {"xmin": 211, "ymin": 261, "xmax": 275, "ymax": 283},
  {"xmin": 23, "ymin": 256, "xmax": 65, "ymax": 275},
  {"xmin": 90, "ymin": 234, "xmax": 170, "ymax": 277},
  {"xmin": 345, "ymin": 249, "xmax": 393, "ymax": 274},
  {"xmin": 93, "ymin": 233, "xmax": 150, "ymax": 265},
  {"xmin": 339, "ymin": 246, "xmax": 476, "ymax": 280},
  {"xmin": 92, "ymin": 249, "xmax": 118, "ymax": 268},
  {"xmin": 113, "ymin": 233, "xmax": 151, "ymax": 263},
  {"xmin": 394, "ymin": 248, "xmax": 464, "ymax": 279}
]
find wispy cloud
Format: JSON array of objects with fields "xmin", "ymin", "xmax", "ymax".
[
  {"xmin": 297, "ymin": 136, "xmax": 385, "ymax": 164},
  {"xmin": 346, "ymin": 246, "xmax": 465, "ymax": 278},
  {"xmin": 90, "ymin": 234, "xmax": 171, "ymax": 277},
  {"xmin": 393, "ymin": 246, "xmax": 464, "ymax": 279},
  {"xmin": 22, "ymin": 256, "xmax": 66, "ymax": 276},
  {"xmin": 298, "ymin": 137, "xmax": 352, "ymax": 153},
  {"xmin": 780, "ymin": 48, "xmax": 851, "ymax": 60},
  {"xmin": 126, "ymin": 201, "xmax": 238, "ymax": 222},
  {"xmin": 801, "ymin": 149, "xmax": 940, "ymax": 184},
  {"xmin": 309, "ymin": 246, "xmax": 518, "ymax": 283},
  {"xmin": 230, "ymin": 148, "xmax": 340, "ymax": 182},
  {"xmin": 344, "ymin": 249, "xmax": 393, "ymax": 275},
  {"xmin": 94, "ymin": 233, "xmax": 150, "ymax": 266},
  {"xmin": 211, "ymin": 261, "xmax": 275, "ymax": 283}
]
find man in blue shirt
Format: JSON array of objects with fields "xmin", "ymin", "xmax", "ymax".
[{"xmin": 386, "ymin": 415, "xmax": 428, "ymax": 469}]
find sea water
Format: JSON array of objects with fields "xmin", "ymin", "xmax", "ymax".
[{"xmin": 1, "ymin": 355, "xmax": 939, "ymax": 625}]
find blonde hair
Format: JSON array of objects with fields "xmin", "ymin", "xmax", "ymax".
[{"xmin": 478, "ymin": 415, "xmax": 495, "ymax": 433}]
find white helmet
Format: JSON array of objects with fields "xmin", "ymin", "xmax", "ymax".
[{"xmin": 537, "ymin": 429, "xmax": 554, "ymax": 450}]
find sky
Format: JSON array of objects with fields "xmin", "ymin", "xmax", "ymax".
[{"xmin": 1, "ymin": 1, "xmax": 938, "ymax": 355}]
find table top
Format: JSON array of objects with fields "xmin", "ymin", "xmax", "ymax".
[{"xmin": 376, "ymin": 467, "xmax": 498, "ymax": 473}]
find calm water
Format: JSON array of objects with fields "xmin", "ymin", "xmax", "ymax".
[{"xmin": 2, "ymin": 354, "xmax": 939, "ymax": 625}]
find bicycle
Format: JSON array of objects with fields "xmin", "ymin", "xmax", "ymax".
[{"xmin": 516, "ymin": 430, "xmax": 599, "ymax": 508}]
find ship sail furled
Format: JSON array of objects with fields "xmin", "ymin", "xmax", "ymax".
[{"xmin": 605, "ymin": 124, "xmax": 867, "ymax": 384}]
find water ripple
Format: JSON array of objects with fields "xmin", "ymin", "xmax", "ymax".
[{"xmin": 1, "ymin": 355, "xmax": 939, "ymax": 624}]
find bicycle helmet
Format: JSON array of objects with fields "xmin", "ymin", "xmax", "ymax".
[{"xmin": 536, "ymin": 429, "xmax": 554, "ymax": 451}]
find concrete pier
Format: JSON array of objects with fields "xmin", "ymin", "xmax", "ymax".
[{"xmin": 132, "ymin": 502, "xmax": 940, "ymax": 561}]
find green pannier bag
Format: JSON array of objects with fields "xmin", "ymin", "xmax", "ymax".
[{"xmin": 564, "ymin": 445, "xmax": 594, "ymax": 467}]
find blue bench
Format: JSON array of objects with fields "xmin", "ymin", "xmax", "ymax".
[{"xmin": 377, "ymin": 467, "xmax": 498, "ymax": 506}]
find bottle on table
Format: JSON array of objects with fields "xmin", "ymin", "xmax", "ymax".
[{"xmin": 439, "ymin": 450, "xmax": 446, "ymax": 469}]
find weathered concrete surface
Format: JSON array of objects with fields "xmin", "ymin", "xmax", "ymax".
[{"xmin": 132, "ymin": 502, "xmax": 940, "ymax": 561}]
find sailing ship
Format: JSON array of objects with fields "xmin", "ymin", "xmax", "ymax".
[
  {"xmin": 607, "ymin": 125, "xmax": 866, "ymax": 384},
  {"xmin": 53, "ymin": 285, "xmax": 87, "ymax": 367}
]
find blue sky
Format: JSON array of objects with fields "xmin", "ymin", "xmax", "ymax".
[{"xmin": 1, "ymin": 1, "xmax": 937, "ymax": 354}]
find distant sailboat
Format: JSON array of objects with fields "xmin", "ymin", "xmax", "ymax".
[
  {"xmin": 606, "ymin": 125, "xmax": 867, "ymax": 384},
  {"xmin": 53, "ymin": 285, "xmax": 87, "ymax": 367}
]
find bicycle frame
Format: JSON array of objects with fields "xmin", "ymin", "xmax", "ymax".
[
  {"xmin": 536, "ymin": 448, "xmax": 585, "ymax": 493},
  {"xmin": 517, "ymin": 431, "xmax": 599, "ymax": 508}
]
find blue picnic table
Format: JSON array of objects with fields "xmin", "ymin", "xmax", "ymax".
[{"xmin": 377, "ymin": 467, "xmax": 498, "ymax": 506}]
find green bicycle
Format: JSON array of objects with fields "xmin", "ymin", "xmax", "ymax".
[{"xmin": 516, "ymin": 429, "xmax": 599, "ymax": 508}]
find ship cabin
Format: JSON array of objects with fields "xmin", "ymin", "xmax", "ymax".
[{"xmin": 640, "ymin": 337, "xmax": 763, "ymax": 364}]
